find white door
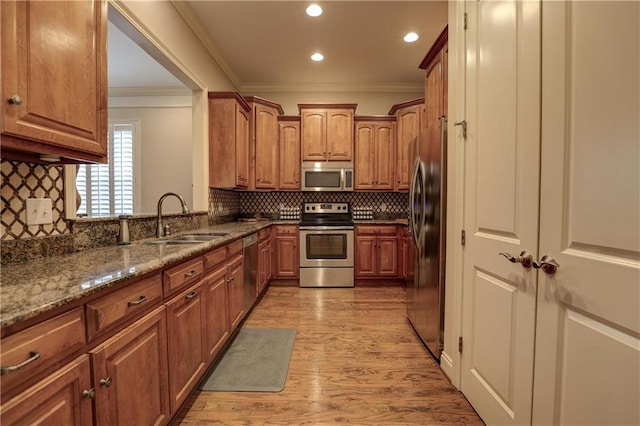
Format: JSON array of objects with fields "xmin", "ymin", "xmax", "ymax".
[
  {"xmin": 532, "ymin": 2, "xmax": 640, "ymax": 425},
  {"xmin": 460, "ymin": 1, "xmax": 541, "ymax": 424}
]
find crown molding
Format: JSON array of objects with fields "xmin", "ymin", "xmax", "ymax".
[
  {"xmin": 240, "ymin": 82, "xmax": 424, "ymax": 94},
  {"xmin": 109, "ymin": 86, "xmax": 192, "ymax": 97},
  {"xmin": 170, "ymin": 0, "xmax": 242, "ymax": 90}
]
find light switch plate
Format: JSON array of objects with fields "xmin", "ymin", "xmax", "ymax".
[{"xmin": 26, "ymin": 198, "xmax": 53, "ymax": 225}]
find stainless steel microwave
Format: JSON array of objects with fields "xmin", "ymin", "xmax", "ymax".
[{"xmin": 301, "ymin": 162, "xmax": 354, "ymax": 191}]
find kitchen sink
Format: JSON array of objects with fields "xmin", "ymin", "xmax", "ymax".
[
  {"xmin": 171, "ymin": 234, "xmax": 226, "ymax": 241},
  {"xmin": 143, "ymin": 232, "xmax": 228, "ymax": 246},
  {"xmin": 144, "ymin": 239, "xmax": 203, "ymax": 246}
]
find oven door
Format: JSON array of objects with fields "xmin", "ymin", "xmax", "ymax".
[{"xmin": 299, "ymin": 227, "xmax": 354, "ymax": 268}]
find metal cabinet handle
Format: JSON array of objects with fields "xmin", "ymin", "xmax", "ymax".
[
  {"xmin": 533, "ymin": 255, "xmax": 560, "ymax": 275},
  {"xmin": 454, "ymin": 120, "xmax": 467, "ymax": 139},
  {"xmin": 127, "ymin": 295, "xmax": 147, "ymax": 307},
  {"xmin": 8, "ymin": 95, "xmax": 22, "ymax": 105},
  {"xmin": 498, "ymin": 251, "xmax": 533, "ymax": 269},
  {"xmin": 185, "ymin": 291, "xmax": 198, "ymax": 300},
  {"xmin": 99, "ymin": 377, "xmax": 113, "ymax": 387},
  {"xmin": 184, "ymin": 270, "xmax": 197, "ymax": 277},
  {"xmin": 82, "ymin": 388, "xmax": 96, "ymax": 399},
  {"xmin": 0, "ymin": 351, "xmax": 40, "ymax": 375}
]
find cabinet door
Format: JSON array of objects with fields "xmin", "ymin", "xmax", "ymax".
[
  {"xmin": 1, "ymin": 0, "xmax": 107, "ymax": 162},
  {"xmin": 166, "ymin": 282, "xmax": 206, "ymax": 414},
  {"xmin": 274, "ymin": 236, "xmax": 299, "ymax": 278},
  {"xmin": 235, "ymin": 104, "xmax": 250, "ymax": 187},
  {"xmin": 375, "ymin": 123, "xmax": 395, "ymax": 190},
  {"xmin": 395, "ymin": 105, "xmax": 421, "ymax": 191},
  {"xmin": 301, "ymin": 110, "xmax": 326, "ymax": 160},
  {"xmin": 355, "ymin": 236, "xmax": 376, "ymax": 277},
  {"xmin": 326, "ymin": 109, "xmax": 353, "ymax": 161},
  {"xmin": 0, "ymin": 355, "xmax": 93, "ymax": 426},
  {"xmin": 227, "ymin": 255, "xmax": 245, "ymax": 329},
  {"xmin": 377, "ymin": 236, "xmax": 398, "ymax": 277},
  {"xmin": 279, "ymin": 120, "xmax": 301, "ymax": 189},
  {"xmin": 90, "ymin": 307, "xmax": 170, "ymax": 426},
  {"xmin": 254, "ymin": 104, "xmax": 278, "ymax": 189},
  {"xmin": 203, "ymin": 266, "xmax": 229, "ymax": 362},
  {"xmin": 354, "ymin": 123, "xmax": 375, "ymax": 189}
]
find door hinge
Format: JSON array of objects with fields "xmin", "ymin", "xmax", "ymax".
[
  {"xmin": 454, "ymin": 120, "xmax": 467, "ymax": 139},
  {"xmin": 464, "ymin": 12, "xmax": 468, "ymax": 30},
  {"xmin": 458, "ymin": 336, "xmax": 463, "ymax": 353},
  {"xmin": 461, "ymin": 230, "xmax": 466, "ymax": 246}
]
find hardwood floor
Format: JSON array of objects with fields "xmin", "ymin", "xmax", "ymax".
[{"xmin": 174, "ymin": 286, "xmax": 483, "ymax": 425}]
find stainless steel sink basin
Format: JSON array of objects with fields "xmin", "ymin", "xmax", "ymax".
[
  {"xmin": 143, "ymin": 232, "xmax": 228, "ymax": 245},
  {"xmin": 172, "ymin": 233, "xmax": 228, "ymax": 241},
  {"xmin": 144, "ymin": 239, "xmax": 203, "ymax": 245}
]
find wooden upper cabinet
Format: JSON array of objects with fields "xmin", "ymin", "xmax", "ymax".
[
  {"xmin": 354, "ymin": 118, "xmax": 396, "ymax": 190},
  {"xmin": 278, "ymin": 116, "xmax": 301, "ymax": 190},
  {"xmin": 419, "ymin": 26, "xmax": 448, "ymax": 164},
  {"xmin": 389, "ymin": 99, "xmax": 424, "ymax": 191},
  {"xmin": 245, "ymin": 97, "xmax": 283, "ymax": 190},
  {"xmin": 299, "ymin": 104, "xmax": 356, "ymax": 161},
  {"xmin": 1, "ymin": 0, "xmax": 108, "ymax": 164},
  {"xmin": 209, "ymin": 92, "xmax": 251, "ymax": 189}
]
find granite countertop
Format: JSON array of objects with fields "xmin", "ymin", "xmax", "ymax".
[{"xmin": 0, "ymin": 221, "xmax": 274, "ymax": 330}]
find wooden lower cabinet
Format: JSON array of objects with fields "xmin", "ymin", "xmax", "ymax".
[
  {"xmin": 355, "ymin": 225, "xmax": 399, "ymax": 278},
  {"xmin": 202, "ymin": 265, "xmax": 229, "ymax": 362},
  {"xmin": 274, "ymin": 226, "xmax": 299, "ymax": 278},
  {"xmin": 227, "ymin": 254, "xmax": 245, "ymax": 330},
  {"xmin": 258, "ymin": 237, "xmax": 272, "ymax": 293},
  {"xmin": 0, "ymin": 355, "xmax": 93, "ymax": 425},
  {"xmin": 90, "ymin": 306, "xmax": 170, "ymax": 426},
  {"xmin": 165, "ymin": 282, "xmax": 206, "ymax": 415}
]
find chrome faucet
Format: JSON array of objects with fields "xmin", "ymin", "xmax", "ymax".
[{"xmin": 156, "ymin": 192, "xmax": 190, "ymax": 237}]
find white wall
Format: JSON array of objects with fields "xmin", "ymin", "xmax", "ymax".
[
  {"xmin": 246, "ymin": 90, "xmax": 424, "ymax": 116},
  {"xmin": 109, "ymin": 107, "xmax": 193, "ymax": 214}
]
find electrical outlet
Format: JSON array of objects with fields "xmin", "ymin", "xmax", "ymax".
[{"xmin": 26, "ymin": 198, "xmax": 53, "ymax": 225}]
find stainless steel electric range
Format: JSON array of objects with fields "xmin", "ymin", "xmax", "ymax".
[{"xmin": 298, "ymin": 202, "xmax": 354, "ymax": 288}]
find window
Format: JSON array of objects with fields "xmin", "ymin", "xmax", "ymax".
[{"xmin": 76, "ymin": 122, "xmax": 138, "ymax": 217}]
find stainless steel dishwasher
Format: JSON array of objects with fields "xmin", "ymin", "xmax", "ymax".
[{"xmin": 242, "ymin": 233, "xmax": 259, "ymax": 312}]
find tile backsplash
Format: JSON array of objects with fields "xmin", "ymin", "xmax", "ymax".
[
  {"xmin": 1, "ymin": 160, "xmax": 68, "ymax": 240},
  {"xmin": 239, "ymin": 191, "xmax": 408, "ymax": 218}
]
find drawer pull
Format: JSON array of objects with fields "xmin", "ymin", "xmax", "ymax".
[
  {"xmin": 82, "ymin": 388, "xmax": 96, "ymax": 400},
  {"xmin": 0, "ymin": 350, "xmax": 40, "ymax": 375},
  {"xmin": 127, "ymin": 295, "xmax": 147, "ymax": 307},
  {"xmin": 184, "ymin": 270, "xmax": 197, "ymax": 278},
  {"xmin": 185, "ymin": 291, "xmax": 198, "ymax": 300},
  {"xmin": 99, "ymin": 377, "xmax": 113, "ymax": 387}
]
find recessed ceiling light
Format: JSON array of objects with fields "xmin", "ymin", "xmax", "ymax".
[
  {"xmin": 306, "ymin": 4, "xmax": 323, "ymax": 17},
  {"xmin": 310, "ymin": 52, "xmax": 324, "ymax": 62},
  {"xmin": 404, "ymin": 32, "xmax": 419, "ymax": 43}
]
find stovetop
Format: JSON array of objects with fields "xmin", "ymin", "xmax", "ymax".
[{"xmin": 299, "ymin": 202, "xmax": 354, "ymax": 227}]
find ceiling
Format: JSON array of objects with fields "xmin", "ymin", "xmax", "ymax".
[{"xmin": 108, "ymin": 1, "xmax": 448, "ymax": 93}]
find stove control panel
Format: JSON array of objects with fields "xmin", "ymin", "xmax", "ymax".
[{"xmin": 303, "ymin": 202, "xmax": 350, "ymax": 214}]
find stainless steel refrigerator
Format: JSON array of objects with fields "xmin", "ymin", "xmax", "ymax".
[{"xmin": 407, "ymin": 116, "xmax": 447, "ymax": 361}]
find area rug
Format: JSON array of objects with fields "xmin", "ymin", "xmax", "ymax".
[{"xmin": 199, "ymin": 327, "xmax": 297, "ymax": 392}]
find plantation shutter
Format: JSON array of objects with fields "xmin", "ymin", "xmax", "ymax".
[{"xmin": 76, "ymin": 122, "xmax": 136, "ymax": 217}]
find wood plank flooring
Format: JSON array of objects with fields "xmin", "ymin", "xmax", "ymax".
[{"xmin": 174, "ymin": 286, "xmax": 483, "ymax": 425}]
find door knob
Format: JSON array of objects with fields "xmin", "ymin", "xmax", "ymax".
[
  {"xmin": 533, "ymin": 255, "xmax": 560, "ymax": 275},
  {"xmin": 498, "ymin": 251, "xmax": 533, "ymax": 268}
]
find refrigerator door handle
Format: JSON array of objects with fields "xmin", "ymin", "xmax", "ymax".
[{"xmin": 409, "ymin": 157, "xmax": 424, "ymax": 245}]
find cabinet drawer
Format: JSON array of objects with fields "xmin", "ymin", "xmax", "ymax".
[
  {"xmin": 356, "ymin": 225, "xmax": 397, "ymax": 236},
  {"xmin": 274, "ymin": 225, "xmax": 298, "ymax": 235},
  {"xmin": 86, "ymin": 272, "xmax": 162, "ymax": 340},
  {"xmin": 203, "ymin": 246, "xmax": 227, "ymax": 273},
  {"xmin": 1, "ymin": 307, "xmax": 86, "ymax": 398},
  {"xmin": 163, "ymin": 257, "xmax": 204, "ymax": 296},
  {"xmin": 227, "ymin": 239, "xmax": 243, "ymax": 258},
  {"xmin": 258, "ymin": 227, "xmax": 271, "ymax": 241}
]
